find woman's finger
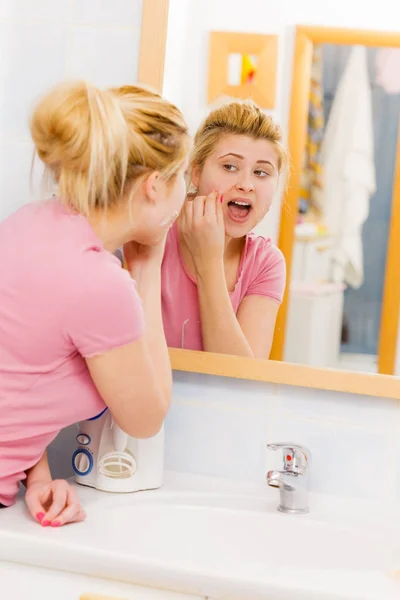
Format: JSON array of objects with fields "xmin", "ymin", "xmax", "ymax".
[
  {"xmin": 50, "ymin": 503, "xmax": 85, "ymax": 527},
  {"xmin": 25, "ymin": 488, "xmax": 49, "ymax": 523},
  {"xmin": 183, "ymin": 195, "xmax": 194, "ymax": 229},
  {"xmin": 216, "ymin": 193, "xmax": 224, "ymax": 225},
  {"xmin": 193, "ymin": 194, "xmax": 207, "ymax": 222},
  {"xmin": 204, "ymin": 191, "xmax": 220, "ymax": 220},
  {"xmin": 41, "ymin": 480, "xmax": 69, "ymax": 524},
  {"xmin": 71, "ymin": 509, "xmax": 86, "ymax": 524}
]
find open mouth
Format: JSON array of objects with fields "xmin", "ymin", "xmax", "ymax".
[{"xmin": 227, "ymin": 200, "xmax": 252, "ymax": 222}]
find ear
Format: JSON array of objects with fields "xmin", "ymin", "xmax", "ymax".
[
  {"xmin": 143, "ymin": 171, "xmax": 165, "ymax": 204},
  {"xmin": 191, "ymin": 163, "xmax": 201, "ymax": 189}
]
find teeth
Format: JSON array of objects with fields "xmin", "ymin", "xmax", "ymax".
[{"xmin": 232, "ymin": 201, "xmax": 250, "ymax": 207}]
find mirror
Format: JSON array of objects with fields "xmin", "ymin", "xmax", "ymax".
[
  {"xmin": 273, "ymin": 26, "xmax": 400, "ymax": 377},
  {"xmin": 283, "ymin": 42, "xmax": 400, "ymax": 374},
  {"xmin": 163, "ymin": 15, "xmax": 400, "ymax": 380}
]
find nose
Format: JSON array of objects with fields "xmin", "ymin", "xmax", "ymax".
[{"xmin": 235, "ymin": 172, "xmax": 254, "ymax": 193}]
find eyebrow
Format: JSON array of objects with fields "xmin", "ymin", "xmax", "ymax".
[{"xmin": 218, "ymin": 152, "xmax": 275, "ymax": 169}]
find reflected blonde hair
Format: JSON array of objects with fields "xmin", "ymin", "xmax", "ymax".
[
  {"xmin": 191, "ymin": 99, "xmax": 288, "ymax": 174},
  {"xmin": 30, "ymin": 80, "xmax": 189, "ymax": 216}
]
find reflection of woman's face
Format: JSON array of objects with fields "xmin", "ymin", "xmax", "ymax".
[{"xmin": 193, "ymin": 134, "xmax": 280, "ymax": 238}]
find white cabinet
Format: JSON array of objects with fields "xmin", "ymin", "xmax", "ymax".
[
  {"xmin": 287, "ymin": 227, "xmax": 345, "ymax": 368},
  {"xmin": 0, "ymin": 562, "xmax": 205, "ymax": 600},
  {"xmin": 284, "ymin": 282, "xmax": 345, "ymax": 368},
  {"xmin": 291, "ymin": 235, "xmax": 333, "ymax": 284}
]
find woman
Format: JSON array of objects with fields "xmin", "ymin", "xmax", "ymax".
[
  {"xmin": 161, "ymin": 100, "xmax": 288, "ymax": 358},
  {"xmin": 0, "ymin": 81, "xmax": 189, "ymax": 525}
]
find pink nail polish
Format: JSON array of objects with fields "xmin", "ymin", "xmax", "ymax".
[
  {"xmin": 51, "ymin": 521, "xmax": 61, "ymax": 527},
  {"xmin": 36, "ymin": 512, "xmax": 44, "ymax": 522},
  {"xmin": 219, "ymin": 194, "xmax": 224, "ymax": 203},
  {"xmin": 41, "ymin": 520, "xmax": 50, "ymax": 527}
]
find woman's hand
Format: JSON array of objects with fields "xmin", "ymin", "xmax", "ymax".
[
  {"xmin": 123, "ymin": 235, "xmax": 167, "ymax": 277},
  {"xmin": 179, "ymin": 190, "xmax": 225, "ymax": 275},
  {"xmin": 25, "ymin": 479, "xmax": 86, "ymax": 527}
]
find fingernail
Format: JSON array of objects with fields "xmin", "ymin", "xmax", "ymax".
[
  {"xmin": 36, "ymin": 512, "xmax": 44, "ymax": 522},
  {"xmin": 219, "ymin": 194, "xmax": 224, "ymax": 203},
  {"xmin": 51, "ymin": 521, "xmax": 61, "ymax": 528},
  {"xmin": 41, "ymin": 520, "xmax": 50, "ymax": 527}
]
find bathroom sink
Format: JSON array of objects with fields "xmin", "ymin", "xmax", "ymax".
[
  {"xmin": 91, "ymin": 502, "xmax": 394, "ymax": 573},
  {"xmin": 1, "ymin": 474, "xmax": 399, "ymax": 600},
  {"xmin": 52, "ymin": 488, "xmax": 397, "ymax": 578}
]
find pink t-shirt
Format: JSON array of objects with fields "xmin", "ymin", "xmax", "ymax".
[
  {"xmin": 0, "ymin": 199, "xmax": 144, "ymax": 506},
  {"xmin": 161, "ymin": 223, "xmax": 286, "ymax": 350}
]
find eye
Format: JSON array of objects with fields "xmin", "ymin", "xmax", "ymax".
[
  {"xmin": 254, "ymin": 169, "xmax": 269, "ymax": 177},
  {"xmin": 223, "ymin": 164, "xmax": 238, "ymax": 172}
]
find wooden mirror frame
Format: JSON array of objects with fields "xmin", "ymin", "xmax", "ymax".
[
  {"xmin": 138, "ymin": 0, "xmax": 170, "ymax": 92},
  {"xmin": 270, "ymin": 25, "xmax": 400, "ymax": 376},
  {"xmin": 168, "ymin": 25, "xmax": 400, "ymax": 399}
]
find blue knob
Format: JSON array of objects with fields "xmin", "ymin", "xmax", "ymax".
[{"xmin": 72, "ymin": 448, "xmax": 93, "ymax": 476}]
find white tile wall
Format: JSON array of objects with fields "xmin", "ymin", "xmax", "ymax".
[
  {"xmin": 72, "ymin": 0, "xmax": 143, "ymax": 27},
  {"xmin": 164, "ymin": 372, "xmax": 400, "ymax": 503},
  {"xmin": 48, "ymin": 369, "xmax": 400, "ymax": 504},
  {"xmin": 69, "ymin": 26, "xmax": 141, "ymax": 88},
  {"xmin": 0, "ymin": 0, "xmax": 143, "ymax": 222},
  {"xmin": 0, "ymin": 142, "xmax": 42, "ymax": 215},
  {"xmin": 0, "ymin": 0, "xmax": 71, "ymax": 23},
  {"xmin": 0, "ymin": 22, "xmax": 67, "ymax": 140},
  {"xmin": 165, "ymin": 372, "xmax": 276, "ymax": 482}
]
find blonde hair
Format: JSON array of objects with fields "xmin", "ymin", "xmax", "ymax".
[
  {"xmin": 191, "ymin": 99, "xmax": 288, "ymax": 175},
  {"xmin": 30, "ymin": 80, "xmax": 189, "ymax": 216}
]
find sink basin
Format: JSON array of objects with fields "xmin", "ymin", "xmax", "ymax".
[
  {"xmin": 53, "ymin": 489, "xmax": 397, "ymax": 578},
  {"xmin": 97, "ymin": 504, "xmax": 394, "ymax": 572},
  {"xmin": 1, "ymin": 474, "xmax": 400, "ymax": 600}
]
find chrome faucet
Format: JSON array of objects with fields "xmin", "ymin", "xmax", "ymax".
[{"xmin": 266, "ymin": 442, "xmax": 311, "ymax": 514}]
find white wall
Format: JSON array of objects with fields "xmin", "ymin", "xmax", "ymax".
[
  {"xmin": 165, "ymin": 371, "xmax": 400, "ymax": 503},
  {"xmin": 163, "ymin": 0, "xmax": 400, "ymax": 242},
  {"xmin": 51, "ymin": 370, "xmax": 400, "ymax": 503},
  {"xmin": 0, "ymin": 0, "xmax": 143, "ymax": 222}
]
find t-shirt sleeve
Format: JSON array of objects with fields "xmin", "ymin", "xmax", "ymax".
[
  {"xmin": 246, "ymin": 241, "xmax": 286, "ymax": 303},
  {"xmin": 65, "ymin": 251, "xmax": 144, "ymax": 358}
]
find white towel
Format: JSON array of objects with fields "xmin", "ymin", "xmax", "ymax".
[{"xmin": 322, "ymin": 46, "xmax": 376, "ymax": 288}]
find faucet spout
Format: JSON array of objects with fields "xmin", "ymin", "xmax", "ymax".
[{"xmin": 266, "ymin": 469, "xmax": 284, "ymax": 488}]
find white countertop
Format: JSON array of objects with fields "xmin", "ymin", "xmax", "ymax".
[{"xmin": 1, "ymin": 471, "xmax": 399, "ymax": 600}]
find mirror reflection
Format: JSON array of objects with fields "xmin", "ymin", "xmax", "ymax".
[
  {"xmin": 284, "ymin": 43, "xmax": 400, "ymax": 373},
  {"xmin": 228, "ymin": 53, "xmax": 259, "ymax": 86},
  {"xmin": 160, "ymin": 101, "xmax": 287, "ymax": 358},
  {"xmin": 160, "ymin": 21, "xmax": 400, "ymax": 376}
]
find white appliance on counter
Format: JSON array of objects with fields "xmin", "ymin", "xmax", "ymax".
[{"xmin": 72, "ymin": 408, "xmax": 164, "ymax": 493}]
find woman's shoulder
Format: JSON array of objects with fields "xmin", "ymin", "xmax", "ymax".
[
  {"xmin": 239, "ymin": 233, "xmax": 286, "ymax": 300},
  {"xmin": 245, "ymin": 233, "xmax": 285, "ymax": 270},
  {"xmin": 162, "ymin": 221, "xmax": 181, "ymax": 262}
]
